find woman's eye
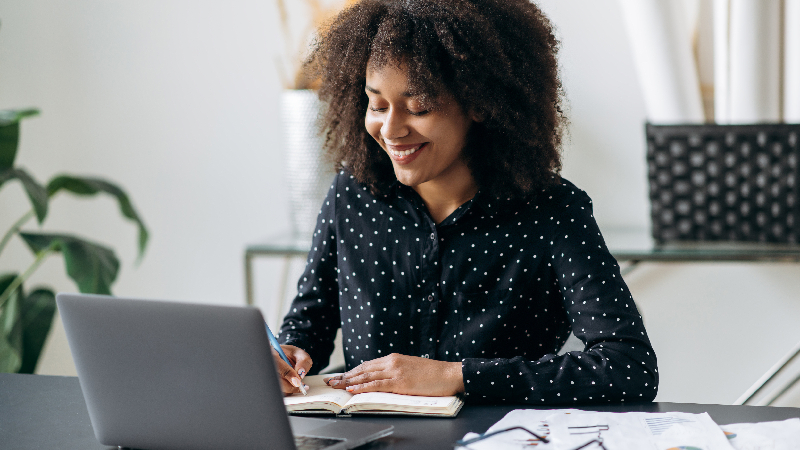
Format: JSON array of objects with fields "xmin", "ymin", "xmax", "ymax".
[{"xmin": 367, "ymin": 105, "xmax": 428, "ymax": 115}]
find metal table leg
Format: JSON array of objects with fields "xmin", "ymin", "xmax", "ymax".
[{"xmin": 736, "ymin": 340, "xmax": 800, "ymax": 405}]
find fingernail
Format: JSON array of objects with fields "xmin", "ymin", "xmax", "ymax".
[
  {"xmin": 345, "ymin": 385, "xmax": 355, "ymax": 392},
  {"xmin": 329, "ymin": 380, "xmax": 340, "ymax": 387},
  {"xmin": 323, "ymin": 377, "xmax": 331, "ymax": 385},
  {"xmin": 303, "ymin": 384, "xmax": 310, "ymax": 391},
  {"xmin": 291, "ymin": 378, "xmax": 302, "ymax": 388},
  {"xmin": 298, "ymin": 369, "xmax": 306, "ymax": 378}
]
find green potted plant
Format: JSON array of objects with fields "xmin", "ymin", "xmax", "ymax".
[{"xmin": 0, "ymin": 108, "xmax": 148, "ymax": 373}]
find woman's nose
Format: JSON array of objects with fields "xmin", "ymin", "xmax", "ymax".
[{"xmin": 381, "ymin": 110, "xmax": 409, "ymax": 140}]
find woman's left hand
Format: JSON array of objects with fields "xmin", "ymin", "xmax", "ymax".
[{"xmin": 323, "ymin": 353, "xmax": 464, "ymax": 396}]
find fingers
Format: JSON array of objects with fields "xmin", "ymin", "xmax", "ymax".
[
  {"xmin": 344, "ymin": 370, "xmax": 391, "ymax": 388},
  {"xmin": 279, "ymin": 376, "xmax": 297, "ymax": 396},
  {"xmin": 324, "ymin": 374, "xmax": 347, "ymax": 389},
  {"xmin": 320, "ymin": 354, "xmax": 463, "ymax": 396},
  {"xmin": 327, "ymin": 372, "xmax": 399, "ymax": 393},
  {"xmin": 322, "ymin": 357, "xmax": 378, "ymax": 389},
  {"xmin": 287, "ymin": 346, "xmax": 313, "ymax": 379},
  {"xmin": 341, "ymin": 356, "xmax": 388, "ymax": 380},
  {"xmin": 344, "ymin": 378, "xmax": 394, "ymax": 394},
  {"xmin": 325, "ymin": 359, "xmax": 394, "ymax": 391},
  {"xmin": 272, "ymin": 349, "xmax": 308, "ymax": 394}
]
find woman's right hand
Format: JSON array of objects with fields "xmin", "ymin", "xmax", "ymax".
[{"xmin": 272, "ymin": 344, "xmax": 313, "ymax": 396}]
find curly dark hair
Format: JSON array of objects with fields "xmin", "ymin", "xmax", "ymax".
[{"xmin": 306, "ymin": 0, "xmax": 565, "ymax": 199}]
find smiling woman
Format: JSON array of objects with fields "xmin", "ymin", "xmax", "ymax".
[
  {"xmin": 274, "ymin": 0, "xmax": 659, "ymax": 406},
  {"xmin": 364, "ymin": 62, "xmax": 477, "ymax": 223},
  {"xmin": 307, "ymin": 0, "xmax": 565, "ymax": 201}
]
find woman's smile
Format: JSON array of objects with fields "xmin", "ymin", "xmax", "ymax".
[{"xmin": 386, "ymin": 142, "xmax": 427, "ymax": 163}]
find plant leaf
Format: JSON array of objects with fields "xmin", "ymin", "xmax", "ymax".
[
  {"xmin": 19, "ymin": 233, "xmax": 120, "ymax": 295},
  {"xmin": 0, "ymin": 109, "xmax": 40, "ymax": 170},
  {"xmin": 47, "ymin": 175, "xmax": 148, "ymax": 261},
  {"xmin": 0, "ymin": 168, "xmax": 49, "ymax": 223},
  {"xmin": 18, "ymin": 288, "xmax": 56, "ymax": 374},
  {"xmin": 0, "ymin": 273, "xmax": 23, "ymax": 373}
]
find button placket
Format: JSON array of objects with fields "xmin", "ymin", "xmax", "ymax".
[{"xmin": 417, "ymin": 221, "xmax": 441, "ymax": 360}]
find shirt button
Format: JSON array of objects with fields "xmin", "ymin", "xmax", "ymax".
[
  {"xmin": 422, "ymin": 354, "xmax": 430, "ymax": 358},
  {"xmin": 427, "ymin": 295, "xmax": 434, "ymax": 302},
  {"xmin": 430, "ymin": 233, "xmax": 435, "ymax": 240}
]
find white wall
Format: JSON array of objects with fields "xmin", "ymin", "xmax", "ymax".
[
  {"xmin": 0, "ymin": 0, "xmax": 288, "ymax": 374},
  {"xmin": 2, "ymin": 0, "xmax": 799, "ymax": 406}
]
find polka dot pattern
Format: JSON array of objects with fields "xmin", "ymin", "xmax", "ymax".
[{"xmin": 280, "ymin": 171, "xmax": 659, "ymax": 404}]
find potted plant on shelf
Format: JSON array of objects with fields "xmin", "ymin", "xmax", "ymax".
[
  {"xmin": 274, "ymin": 0, "xmax": 355, "ymax": 239},
  {"xmin": 0, "ymin": 109, "xmax": 148, "ymax": 373}
]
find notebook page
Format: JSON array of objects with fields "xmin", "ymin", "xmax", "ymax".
[{"xmin": 284, "ymin": 375, "xmax": 354, "ymax": 410}]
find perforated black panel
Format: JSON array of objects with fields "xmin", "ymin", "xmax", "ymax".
[{"xmin": 646, "ymin": 123, "xmax": 800, "ymax": 243}]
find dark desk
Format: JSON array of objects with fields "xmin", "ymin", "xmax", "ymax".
[{"xmin": 4, "ymin": 374, "xmax": 800, "ymax": 449}]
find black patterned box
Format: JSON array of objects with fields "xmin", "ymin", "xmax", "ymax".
[{"xmin": 646, "ymin": 123, "xmax": 800, "ymax": 243}]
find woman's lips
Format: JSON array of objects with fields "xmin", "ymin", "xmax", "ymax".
[{"xmin": 386, "ymin": 142, "xmax": 427, "ymax": 164}]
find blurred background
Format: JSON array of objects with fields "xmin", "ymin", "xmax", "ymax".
[{"xmin": 2, "ymin": 0, "xmax": 800, "ymax": 406}]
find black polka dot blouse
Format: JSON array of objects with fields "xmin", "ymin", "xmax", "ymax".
[{"xmin": 280, "ymin": 171, "xmax": 659, "ymax": 404}]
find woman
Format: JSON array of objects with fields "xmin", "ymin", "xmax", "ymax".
[{"xmin": 274, "ymin": 0, "xmax": 658, "ymax": 404}]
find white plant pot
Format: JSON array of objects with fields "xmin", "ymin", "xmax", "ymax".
[{"xmin": 280, "ymin": 90, "xmax": 335, "ymax": 239}]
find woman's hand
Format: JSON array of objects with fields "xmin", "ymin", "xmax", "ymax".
[
  {"xmin": 273, "ymin": 345, "xmax": 313, "ymax": 396},
  {"xmin": 323, "ymin": 353, "xmax": 464, "ymax": 397}
]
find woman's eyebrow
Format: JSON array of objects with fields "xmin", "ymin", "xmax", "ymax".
[{"xmin": 365, "ymin": 85, "xmax": 413, "ymax": 97}]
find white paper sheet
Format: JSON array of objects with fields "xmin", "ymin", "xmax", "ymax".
[
  {"xmin": 459, "ymin": 409, "xmax": 737, "ymax": 450},
  {"xmin": 721, "ymin": 418, "xmax": 800, "ymax": 450},
  {"xmin": 548, "ymin": 411, "xmax": 735, "ymax": 450}
]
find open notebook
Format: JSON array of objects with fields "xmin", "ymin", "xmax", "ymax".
[{"xmin": 284, "ymin": 375, "xmax": 464, "ymax": 417}]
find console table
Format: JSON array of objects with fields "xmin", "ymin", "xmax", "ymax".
[{"xmin": 244, "ymin": 227, "xmax": 800, "ymax": 406}]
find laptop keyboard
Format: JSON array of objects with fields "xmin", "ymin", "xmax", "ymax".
[{"xmin": 294, "ymin": 435, "xmax": 346, "ymax": 450}]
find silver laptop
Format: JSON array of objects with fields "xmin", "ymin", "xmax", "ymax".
[{"xmin": 56, "ymin": 293, "xmax": 393, "ymax": 450}]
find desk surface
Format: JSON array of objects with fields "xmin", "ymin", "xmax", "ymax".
[{"xmin": 4, "ymin": 374, "xmax": 800, "ymax": 450}]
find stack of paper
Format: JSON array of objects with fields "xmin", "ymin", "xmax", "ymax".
[{"xmin": 459, "ymin": 409, "xmax": 800, "ymax": 449}]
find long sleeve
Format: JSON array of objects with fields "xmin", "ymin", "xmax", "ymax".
[
  {"xmin": 278, "ymin": 176, "xmax": 342, "ymax": 374},
  {"xmin": 460, "ymin": 187, "xmax": 658, "ymax": 404}
]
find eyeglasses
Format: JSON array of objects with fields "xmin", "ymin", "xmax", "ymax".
[
  {"xmin": 454, "ymin": 426, "xmax": 608, "ymax": 450},
  {"xmin": 454, "ymin": 426, "xmax": 548, "ymax": 447}
]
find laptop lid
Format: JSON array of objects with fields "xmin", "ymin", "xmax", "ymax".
[{"xmin": 56, "ymin": 293, "xmax": 391, "ymax": 450}]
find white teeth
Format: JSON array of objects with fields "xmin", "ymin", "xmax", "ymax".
[{"xmin": 389, "ymin": 144, "xmax": 422, "ymax": 157}]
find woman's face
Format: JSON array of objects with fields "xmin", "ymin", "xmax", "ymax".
[{"xmin": 364, "ymin": 62, "xmax": 475, "ymax": 191}]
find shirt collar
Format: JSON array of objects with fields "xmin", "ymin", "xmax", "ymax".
[
  {"xmin": 470, "ymin": 190, "xmax": 502, "ymax": 219},
  {"xmin": 389, "ymin": 181, "xmax": 507, "ymax": 224}
]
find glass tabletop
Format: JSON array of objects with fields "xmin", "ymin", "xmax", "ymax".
[
  {"xmin": 603, "ymin": 227, "xmax": 800, "ymax": 262},
  {"xmin": 246, "ymin": 227, "xmax": 800, "ymax": 263}
]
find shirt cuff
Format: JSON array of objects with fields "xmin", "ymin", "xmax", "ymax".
[{"xmin": 462, "ymin": 357, "xmax": 532, "ymax": 403}]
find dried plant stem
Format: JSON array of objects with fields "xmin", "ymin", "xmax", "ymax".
[
  {"xmin": 0, "ymin": 209, "xmax": 34, "ymax": 256},
  {"xmin": 0, "ymin": 245, "xmax": 56, "ymax": 310}
]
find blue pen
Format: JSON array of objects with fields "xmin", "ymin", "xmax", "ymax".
[{"xmin": 265, "ymin": 323, "xmax": 307, "ymax": 395}]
